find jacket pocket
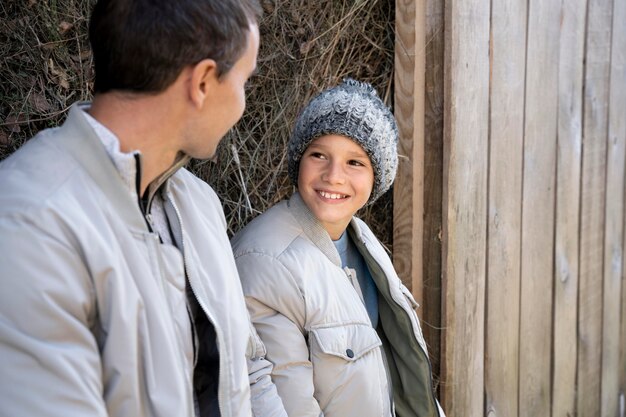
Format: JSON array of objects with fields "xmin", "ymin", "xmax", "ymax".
[
  {"xmin": 308, "ymin": 323, "xmax": 389, "ymax": 415},
  {"xmin": 310, "ymin": 322, "xmax": 382, "ymax": 361}
]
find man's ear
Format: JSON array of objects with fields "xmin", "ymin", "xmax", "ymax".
[{"xmin": 189, "ymin": 58, "xmax": 218, "ymax": 109}]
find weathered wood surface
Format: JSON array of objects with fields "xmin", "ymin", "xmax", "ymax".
[
  {"xmin": 422, "ymin": 0, "xmax": 445, "ymax": 389},
  {"xmin": 601, "ymin": 0, "xmax": 626, "ymax": 414},
  {"xmin": 518, "ymin": 0, "xmax": 560, "ymax": 415},
  {"xmin": 484, "ymin": 0, "xmax": 526, "ymax": 416},
  {"xmin": 552, "ymin": 0, "xmax": 587, "ymax": 414},
  {"xmin": 578, "ymin": 0, "xmax": 614, "ymax": 414},
  {"xmin": 440, "ymin": 0, "xmax": 490, "ymax": 415},
  {"xmin": 393, "ymin": 0, "xmax": 425, "ymax": 301},
  {"xmin": 392, "ymin": 0, "xmax": 626, "ymax": 415}
]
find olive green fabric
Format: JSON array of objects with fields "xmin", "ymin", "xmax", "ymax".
[{"xmin": 351, "ymin": 230, "xmax": 439, "ymax": 417}]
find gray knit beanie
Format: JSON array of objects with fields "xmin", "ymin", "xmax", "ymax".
[{"xmin": 288, "ymin": 78, "xmax": 399, "ymax": 204}]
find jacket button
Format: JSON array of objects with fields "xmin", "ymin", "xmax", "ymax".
[{"xmin": 346, "ymin": 349, "xmax": 354, "ymax": 358}]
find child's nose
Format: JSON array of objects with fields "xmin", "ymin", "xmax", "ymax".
[{"xmin": 322, "ymin": 162, "xmax": 345, "ymax": 184}]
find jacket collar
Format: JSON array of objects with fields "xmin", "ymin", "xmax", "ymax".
[
  {"xmin": 81, "ymin": 105, "xmax": 190, "ymax": 214},
  {"xmin": 287, "ymin": 192, "xmax": 364, "ymax": 268},
  {"xmin": 143, "ymin": 151, "xmax": 190, "ymax": 213},
  {"xmin": 55, "ymin": 103, "xmax": 189, "ymax": 232}
]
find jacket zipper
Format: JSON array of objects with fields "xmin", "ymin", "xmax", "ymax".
[
  {"xmin": 343, "ymin": 267, "xmax": 365, "ymax": 304},
  {"xmin": 133, "ymin": 153, "xmax": 194, "ymax": 414},
  {"xmin": 132, "ymin": 151, "xmax": 205, "ymax": 415},
  {"xmin": 133, "ymin": 153, "xmax": 155, "ymax": 233},
  {"xmin": 360, "ymin": 240, "xmax": 441, "ymax": 417},
  {"xmin": 168, "ymin": 195, "xmax": 227, "ymax": 417},
  {"xmin": 342, "ymin": 266, "xmax": 394, "ymax": 415}
]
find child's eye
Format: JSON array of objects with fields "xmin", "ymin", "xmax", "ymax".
[
  {"xmin": 309, "ymin": 152, "xmax": 326, "ymax": 159},
  {"xmin": 348, "ymin": 160, "xmax": 365, "ymax": 167}
]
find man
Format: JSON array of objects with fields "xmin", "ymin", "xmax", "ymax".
[{"xmin": 0, "ymin": 1, "xmax": 285, "ymax": 416}]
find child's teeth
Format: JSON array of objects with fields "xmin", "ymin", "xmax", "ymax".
[{"xmin": 321, "ymin": 191, "xmax": 344, "ymax": 199}]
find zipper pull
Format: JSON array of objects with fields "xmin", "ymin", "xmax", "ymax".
[
  {"xmin": 344, "ymin": 267, "xmax": 352, "ymax": 280},
  {"xmin": 145, "ymin": 213, "xmax": 155, "ymax": 230},
  {"xmin": 344, "ymin": 267, "xmax": 365, "ymax": 304}
]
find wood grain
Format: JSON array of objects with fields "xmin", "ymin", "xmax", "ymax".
[
  {"xmin": 578, "ymin": 0, "xmax": 614, "ymax": 414},
  {"xmin": 518, "ymin": 0, "xmax": 561, "ymax": 415},
  {"xmin": 485, "ymin": 0, "xmax": 527, "ymax": 416},
  {"xmin": 601, "ymin": 0, "xmax": 626, "ymax": 413},
  {"xmin": 393, "ymin": 0, "xmax": 425, "ymax": 302},
  {"xmin": 440, "ymin": 0, "xmax": 490, "ymax": 414},
  {"xmin": 552, "ymin": 0, "xmax": 587, "ymax": 415},
  {"xmin": 422, "ymin": 0, "xmax": 445, "ymax": 391}
]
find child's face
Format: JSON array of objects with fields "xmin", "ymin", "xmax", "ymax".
[{"xmin": 297, "ymin": 134, "xmax": 374, "ymax": 240}]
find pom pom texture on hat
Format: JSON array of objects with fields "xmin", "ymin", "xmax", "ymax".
[{"xmin": 288, "ymin": 78, "xmax": 399, "ymax": 204}]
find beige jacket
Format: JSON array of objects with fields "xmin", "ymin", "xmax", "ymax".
[
  {"xmin": 232, "ymin": 193, "xmax": 444, "ymax": 417},
  {"xmin": 0, "ymin": 105, "xmax": 285, "ymax": 417}
]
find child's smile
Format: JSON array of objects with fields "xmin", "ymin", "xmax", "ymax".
[
  {"xmin": 298, "ymin": 134, "xmax": 374, "ymax": 239},
  {"xmin": 317, "ymin": 190, "xmax": 348, "ymax": 200}
]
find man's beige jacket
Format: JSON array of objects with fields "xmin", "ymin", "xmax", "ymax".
[{"xmin": 0, "ymin": 105, "xmax": 283, "ymax": 417}]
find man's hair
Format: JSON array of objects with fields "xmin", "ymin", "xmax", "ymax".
[{"xmin": 89, "ymin": 0, "xmax": 261, "ymax": 94}]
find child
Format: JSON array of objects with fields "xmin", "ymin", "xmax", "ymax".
[{"xmin": 232, "ymin": 79, "xmax": 444, "ymax": 417}]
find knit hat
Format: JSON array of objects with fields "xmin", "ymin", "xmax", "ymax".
[{"xmin": 288, "ymin": 78, "xmax": 399, "ymax": 204}]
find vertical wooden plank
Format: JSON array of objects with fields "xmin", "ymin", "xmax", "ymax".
[
  {"xmin": 422, "ymin": 0, "xmax": 445, "ymax": 389},
  {"xmin": 622, "ymin": 220, "xmax": 626, "ymax": 417},
  {"xmin": 518, "ymin": 0, "xmax": 560, "ymax": 415},
  {"xmin": 622, "ymin": 184, "xmax": 626, "ymax": 417},
  {"xmin": 485, "ymin": 0, "xmax": 527, "ymax": 415},
  {"xmin": 578, "ymin": 0, "xmax": 614, "ymax": 414},
  {"xmin": 602, "ymin": 0, "xmax": 626, "ymax": 413},
  {"xmin": 440, "ymin": 0, "xmax": 490, "ymax": 414},
  {"xmin": 552, "ymin": 0, "xmax": 587, "ymax": 415},
  {"xmin": 394, "ymin": 0, "xmax": 425, "ymax": 300}
]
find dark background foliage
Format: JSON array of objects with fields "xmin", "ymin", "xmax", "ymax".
[{"xmin": 0, "ymin": 0, "xmax": 395, "ymax": 246}]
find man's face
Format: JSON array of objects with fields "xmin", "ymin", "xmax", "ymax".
[{"xmin": 184, "ymin": 23, "xmax": 260, "ymax": 159}]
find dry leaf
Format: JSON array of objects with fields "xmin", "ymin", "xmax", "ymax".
[
  {"xmin": 4, "ymin": 114, "xmax": 24, "ymax": 133},
  {"xmin": 300, "ymin": 40, "xmax": 314, "ymax": 55},
  {"xmin": 0, "ymin": 129, "xmax": 10, "ymax": 146},
  {"xmin": 59, "ymin": 21, "xmax": 73, "ymax": 35},
  {"xmin": 29, "ymin": 92, "xmax": 52, "ymax": 113},
  {"xmin": 48, "ymin": 59, "xmax": 70, "ymax": 90},
  {"xmin": 71, "ymin": 50, "xmax": 92, "ymax": 62},
  {"xmin": 262, "ymin": 0, "xmax": 275, "ymax": 14}
]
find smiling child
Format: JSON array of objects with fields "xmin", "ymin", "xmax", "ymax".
[{"xmin": 231, "ymin": 79, "xmax": 444, "ymax": 417}]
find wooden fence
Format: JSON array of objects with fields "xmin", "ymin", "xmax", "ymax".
[{"xmin": 394, "ymin": 0, "xmax": 626, "ymax": 416}]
